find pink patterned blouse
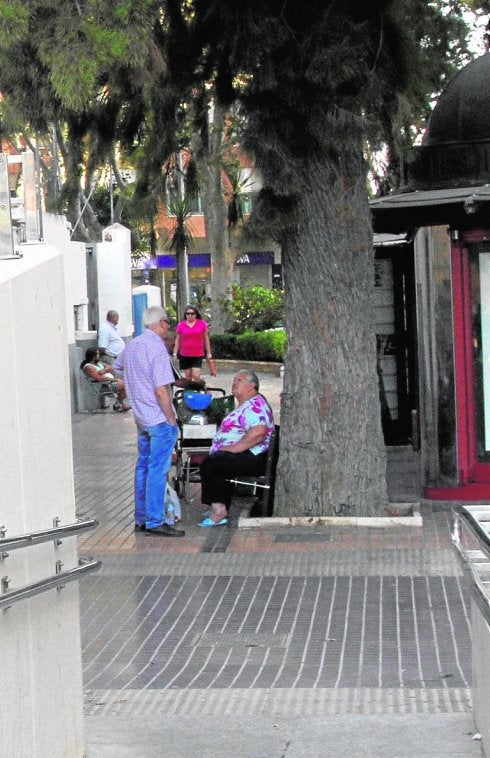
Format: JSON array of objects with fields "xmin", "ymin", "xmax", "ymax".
[{"xmin": 211, "ymin": 394, "xmax": 274, "ymax": 456}]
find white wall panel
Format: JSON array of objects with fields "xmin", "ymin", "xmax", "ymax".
[
  {"xmin": 97, "ymin": 223, "xmax": 132, "ymax": 338},
  {"xmin": 0, "ymin": 244, "xmax": 85, "ymax": 757}
]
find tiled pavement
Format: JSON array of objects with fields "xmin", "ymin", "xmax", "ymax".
[{"xmin": 76, "ymin": 371, "xmax": 484, "ymax": 757}]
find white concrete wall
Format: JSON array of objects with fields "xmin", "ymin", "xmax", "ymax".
[
  {"xmin": 0, "ymin": 244, "xmax": 85, "ymax": 757},
  {"xmin": 97, "ymin": 223, "xmax": 132, "ymax": 338},
  {"xmin": 43, "ymin": 213, "xmax": 90, "ymax": 413},
  {"xmin": 471, "ymin": 599, "xmax": 490, "ymax": 753},
  {"xmin": 43, "ymin": 213, "xmax": 89, "ymax": 342}
]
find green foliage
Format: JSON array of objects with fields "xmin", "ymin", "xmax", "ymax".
[
  {"xmin": 167, "ymin": 198, "xmax": 194, "ymax": 253},
  {"xmin": 220, "ymin": 284, "xmax": 283, "ymax": 334},
  {"xmin": 211, "ymin": 330, "xmax": 286, "ymax": 362},
  {"xmin": 209, "ymin": 332, "xmax": 237, "ymax": 358},
  {"xmin": 165, "ymin": 301, "xmax": 177, "ymax": 325},
  {"xmin": 0, "ymin": 1, "xmax": 29, "ymax": 37},
  {"xmin": 237, "ymin": 330, "xmax": 286, "ymax": 362},
  {"xmin": 90, "ymin": 186, "xmax": 113, "ymax": 228},
  {"xmin": 0, "ymin": 0, "xmax": 479, "ymax": 244},
  {"xmin": 222, "ymin": 155, "xmax": 247, "ymax": 230},
  {"xmin": 157, "ymin": 0, "xmax": 474, "ymax": 226}
]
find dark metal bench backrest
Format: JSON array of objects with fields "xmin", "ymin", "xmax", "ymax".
[
  {"xmin": 224, "ymin": 425, "xmax": 280, "ymax": 516},
  {"xmin": 262, "ymin": 425, "xmax": 280, "ymax": 516}
]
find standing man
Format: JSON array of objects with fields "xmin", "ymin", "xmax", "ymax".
[
  {"xmin": 98, "ymin": 309, "xmax": 126, "ymax": 364},
  {"xmin": 114, "ymin": 306, "xmax": 184, "ymax": 537}
]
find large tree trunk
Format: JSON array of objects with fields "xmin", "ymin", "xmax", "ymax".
[
  {"xmin": 274, "ymin": 150, "xmax": 387, "ymax": 517},
  {"xmin": 196, "ymin": 103, "xmax": 233, "ymax": 334}
]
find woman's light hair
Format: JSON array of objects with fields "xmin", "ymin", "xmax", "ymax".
[
  {"xmin": 142, "ymin": 306, "xmax": 169, "ymax": 326},
  {"xmin": 237, "ymin": 369, "xmax": 259, "ymax": 390}
]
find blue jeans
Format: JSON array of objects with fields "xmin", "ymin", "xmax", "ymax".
[{"xmin": 134, "ymin": 422, "xmax": 178, "ymax": 528}]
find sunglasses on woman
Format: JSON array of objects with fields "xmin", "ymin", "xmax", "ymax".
[{"xmin": 185, "ymin": 311, "xmax": 196, "ymax": 316}]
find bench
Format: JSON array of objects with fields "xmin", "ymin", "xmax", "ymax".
[
  {"xmin": 226, "ymin": 425, "xmax": 280, "ymax": 517},
  {"xmin": 82, "ymin": 373, "xmax": 118, "ymax": 412}
]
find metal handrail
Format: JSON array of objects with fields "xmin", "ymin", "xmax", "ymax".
[
  {"xmin": 452, "ymin": 505, "xmax": 490, "ymax": 625},
  {"xmin": 0, "ymin": 557, "xmax": 101, "ymax": 609},
  {"xmin": 226, "ymin": 478, "xmax": 269, "ymax": 490},
  {"xmin": 453, "ymin": 505, "xmax": 490, "ymax": 552},
  {"xmin": 0, "ymin": 518, "xmax": 98, "ymax": 552}
]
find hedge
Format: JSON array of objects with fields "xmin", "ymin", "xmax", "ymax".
[{"xmin": 211, "ymin": 329, "xmax": 286, "ymax": 362}]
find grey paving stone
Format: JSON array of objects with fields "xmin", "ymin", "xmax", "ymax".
[
  {"xmin": 84, "ymin": 713, "xmax": 483, "ymax": 758},
  {"xmin": 80, "ymin": 575, "xmax": 471, "ymax": 693},
  {"xmin": 83, "ymin": 686, "xmax": 474, "ymax": 717},
  {"xmin": 84, "ymin": 549, "xmax": 463, "ymax": 577},
  {"xmin": 74, "ymin": 373, "xmax": 482, "ymax": 758}
]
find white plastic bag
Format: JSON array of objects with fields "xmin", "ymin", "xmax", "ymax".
[{"xmin": 164, "ymin": 482, "xmax": 182, "ymax": 522}]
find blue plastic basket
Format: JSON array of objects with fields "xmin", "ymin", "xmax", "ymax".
[{"xmin": 183, "ymin": 391, "xmax": 213, "ymax": 411}]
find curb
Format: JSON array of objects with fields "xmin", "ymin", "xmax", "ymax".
[
  {"xmin": 238, "ymin": 503, "xmax": 423, "ymax": 528},
  {"xmin": 214, "ymin": 359, "xmax": 282, "ymax": 376}
]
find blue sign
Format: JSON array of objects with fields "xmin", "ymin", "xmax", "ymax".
[
  {"xmin": 235, "ymin": 252, "xmax": 274, "ymax": 265},
  {"xmin": 135, "ymin": 252, "xmax": 273, "ymax": 269},
  {"xmin": 155, "ymin": 253, "xmax": 211, "ymax": 269}
]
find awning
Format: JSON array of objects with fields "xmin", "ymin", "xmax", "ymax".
[
  {"xmin": 373, "ymin": 233, "xmax": 408, "ymax": 248},
  {"xmin": 371, "ymin": 184, "xmax": 490, "ymax": 233}
]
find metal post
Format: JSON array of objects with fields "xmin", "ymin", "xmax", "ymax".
[
  {"xmin": 22, "ymin": 150, "xmax": 39, "ymax": 241},
  {"xmin": 34, "ymin": 143, "xmax": 43, "ymax": 241},
  {"xmin": 0, "ymin": 153, "xmax": 14, "ymax": 257},
  {"xmin": 109, "ymin": 164, "xmax": 114, "ymax": 226}
]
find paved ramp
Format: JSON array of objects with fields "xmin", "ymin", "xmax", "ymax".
[{"xmin": 74, "ymin": 372, "xmax": 482, "ymax": 757}]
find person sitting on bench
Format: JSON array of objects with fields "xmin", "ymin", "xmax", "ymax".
[
  {"xmin": 198, "ymin": 369, "xmax": 274, "ymax": 527},
  {"xmin": 81, "ymin": 347, "xmax": 129, "ymax": 411}
]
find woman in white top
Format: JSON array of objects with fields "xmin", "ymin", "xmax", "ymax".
[{"xmin": 80, "ymin": 347, "xmax": 129, "ymax": 410}]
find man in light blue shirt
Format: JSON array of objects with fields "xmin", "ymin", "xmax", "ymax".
[
  {"xmin": 114, "ymin": 306, "xmax": 184, "ymax": 537},
  {"xmin": 98, "ymin": 310, "xmax": 126, "ymax": 363}
]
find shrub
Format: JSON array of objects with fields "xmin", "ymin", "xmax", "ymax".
[
  {"xmin": 210, "ymin": 333, "xmax": 239, "ymax": 359},
  {"xmin": 220, "ymin": 284, "xmax": 284, "ymax": 334},
  {"xmin": 211, "ymin": 329, "xmax": 285, "ymax": 362}
]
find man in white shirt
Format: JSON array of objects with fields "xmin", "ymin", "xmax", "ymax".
[{"xmin": 98, "ymin": 310, "xmax": 126, "ymax": 363}]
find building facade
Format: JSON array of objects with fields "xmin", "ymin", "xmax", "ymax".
[
  {"xmin": 133, "ymin": 148, "xmax": 282, "ymax": 302},
  {"xmin": 372, "ymin": 53, "xmax": 490, "ymax": 499}
]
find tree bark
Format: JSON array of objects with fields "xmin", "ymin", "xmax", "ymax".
[
  {"xmin": 274, "ymin": 149, "xmax": 388, "ymax": 517},
  {"xmin": 196, "ymin": 102, "xmax": 232, "ymax": 334},
  {"xmin": 53, "ymin": 119, "xmax": 103, "ymax": 242},
  {"xmin": 176, "ymin": 245, "xmax": 190, "ymax": 316}
]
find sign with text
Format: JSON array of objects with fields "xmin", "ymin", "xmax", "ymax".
[{"xmin": 235, "ymin": 252, "xmax": 274, "ymax": 265}]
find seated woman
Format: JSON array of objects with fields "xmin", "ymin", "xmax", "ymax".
[
  {"xmin": 80, "ymin": 347, "xmax": 129, "ymax": 411},
  {"xmin": 198, "ymin": 369, "xmax": 274, "ymax": 527}
]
